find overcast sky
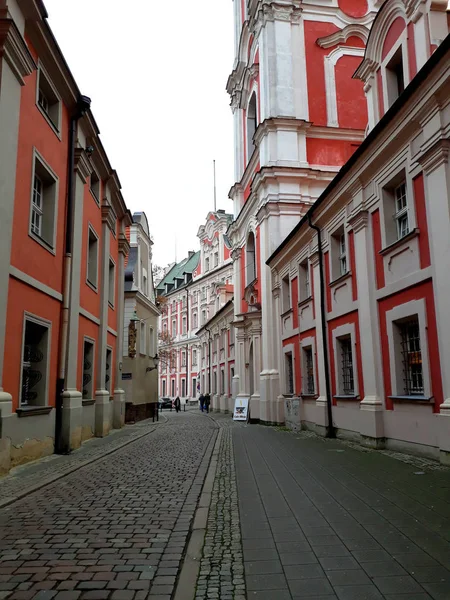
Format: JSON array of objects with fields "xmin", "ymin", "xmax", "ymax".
[{"xmin": 44, "ymin": 0, "xmax": 235, "ymax": 268}]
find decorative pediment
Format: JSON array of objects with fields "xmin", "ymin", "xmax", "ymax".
[
  {"xmin": 0, "ymin": 18, "xmax": 36, "ymax": 85},
  {"xmin": 244, "ymin": 282, "xmax": 261, "ymax": 312},
  {"xmin": 317, "ymin": 24, "xmax": 369, "ymax": 48}
]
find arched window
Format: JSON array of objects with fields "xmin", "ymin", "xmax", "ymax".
[
  {"xmin": 246, "ymin": 93, "xmax": 258, "ymax": 160},
  {"xmin": 246, "ymin": 232, "xmax": 256, "ymax": 285}
]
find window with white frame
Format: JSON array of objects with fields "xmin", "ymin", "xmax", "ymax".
[
  {"xmin": 20, "ymin": 317, "xmax": 50, "ymax": 407},
  {"xmin": 30, "ymin": 153, "xmax": 58, "ymax": 251},
  {"xmin": 108, "ymin": 258, "xmax": 115, "ymax": 307},
  {"xmin": 182, "ymin": 351, "xmax": 186, "ymax": 367},
  {"xmin": 395, "ymin": 316, "xmax": 424, "ymax": 395},
  {"xmin": 201, "ymin": 310, "xmax": 206, "ymax": 326},
  {"xmin": 82, "ymin": 339, "xmax": 94, "ymax": 400},
  {"xmin": 282, "ymin": 275, "xmax": 291, "ymax": 313},
  {"xmin": 383, "ymin": 174, "xmax": 410, "ymax": 245},
  {"xmin": 182, "ymin": 316, "xmax": 187, "ymax": 334},
  {"xmin": 330, "ymin": 227, "xmax": 347, "ymax": 280},
  {"xmin": 285, "ymin": 352, "xmax": 294, "ymax": 395},
  {"xmin": 90, "ymin": 170, "xmax": 100, "ymax": 202},
  {"xmin": 87, "ymin": 226, "xmax": 98, "ymax": 289},
  {"xmin": 193, "ymin": 349, "xmax": 198, "ymax": 366},
  {"xmin": 246, "ymin": 232, "xmax": 256, "ymax": 285},
  {"xmin": 385, "ymin": 45, "xmax": 405, "ymax": 107},
  {"xmin": 221, "ymin": 369, "xmax": 225, "ymax": 394},
  {"xmin": 140, "ymin": 321, "xmax": 146, "ymax": 355},
  {"xmin": 338, "ymin": 336, "xmax": 354, "ymax": 396},
  {"xmin": 303, "ymin": 347, "xmax": 315, "ymax": 395},
  {"xmin": 247, "ymin": 92, "xmax": 258, "ymax": 160},
  {"xmin": 172, "ymin": 320, "xmax": 176, "ymax": 338},
  {"xmin": 105, "ymin": 348, "xmax": 112, "ymax": 393},
  {"xmin": 149, "ymin": 327, "xmax": 154, "ymax": 356},
  {"xmin": 193, "ymin": 312, "xmax": 198, "ymax": 329},
  {"xmin": 37, "ymin": 65, "xmax": 61, "ymax": 132},
  {"xmin": 299, "ymin": 260, "xmax": 311, "ymax": 301},
  {"xmin": 214, "ymin": 252, "xmax": 219, "ymax": 267},
  {"xmin": 205, "ymin": 257, "xmax": 210, "ymax": 272}
]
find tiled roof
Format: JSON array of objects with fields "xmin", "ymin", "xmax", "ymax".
[{"xmin": 156, "ymin": 251, "xmax": 200, "ymax": 297}]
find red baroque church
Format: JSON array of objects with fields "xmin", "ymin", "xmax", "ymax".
[{"xmin": 227, "ymin": 0, "xmax": 450, "ymax": 462}]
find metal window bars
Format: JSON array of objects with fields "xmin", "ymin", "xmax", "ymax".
[
  {"xmin": 286, "ymin": 353, "xmax": 294, "ymax": 394},
  {"xmin": 21, "ymin": 344, "xmax": 44, "ymax": 405},
  {"xmin": 340, "ymin": 338, "xmax": 354, "ymax": 395},
  {"xmin": 399, "ymin": 318, "xmax": 424, "ymax": 395},
  {"xmin": 304, "ymin": 348, "xmax": 315, "ymax": 395}
]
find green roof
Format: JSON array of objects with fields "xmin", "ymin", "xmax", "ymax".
[{"xmin": 156, "ymin": 251, "xmax": 200, "ymax": 297}]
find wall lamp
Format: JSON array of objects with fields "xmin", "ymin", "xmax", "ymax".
[{"xmin": 146, "ymin": 355, "xmax": 160, "ymax": 373}]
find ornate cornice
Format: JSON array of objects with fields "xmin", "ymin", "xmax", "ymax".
[
  {"xmin": 418, "ymin": 138, "xmax": 450, "ymax": 174},
  {"xmin": 101, "ymin": 200, "xmax": 117, "ymax": 233},
  {"xmin": 317, "ymin": 24, "xmax": 369, "ymax": 48},
  {"xmin": 348, "ymin": 209, "xmax": 370, "ymax": 233},
  {"xmin": 74, "ymin": 148, "xmax": 91, "ymax": 183},
  {"xmin": 118, "ymin": 232, "xmax": 130, "ymax": 257},
  {"xmin": 0, "ymin": 18, "xmax": 36, "ymax": 85}
]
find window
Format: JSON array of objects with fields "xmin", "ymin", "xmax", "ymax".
[
  {"xmin": 247, "ymin": 92, "xmax": 258, "ymax": 160},
  {"xmin": 105, "ymin": 348, "xmax": 112, "ymax": 394},
  {"xmin": 193, "ymin": 349, "xmax": 198, "ymax": 366},
  {"xmin": 339, "ymin": 337, "xmax": 354, "ymax": 396},
  {"xmin": 162, "ymin": 380, "xmax": 166, "ymax": 397},
  {"xmin": 386, "ymin": 45, "xmax": 404, "ymax": 107},
  {"xmin": 193, "ymin": 312, "xmax": 198, "ymax": 329},
  {"xmin": 142, "ymin": 271, "xmax": 148, "ymax": 296},
  {"xmin": 90, "ymin": 171, "xmax": 100, "ymax": 202},
  {"xmin": 140, "ymin": 321, "xmax": 146, "ymax": 355},
  {"xmin": 394, "ymin": 182, "xmax": 409, "ymax": 240},
  {"xmin": 182, "ymin": 316, "xmax": 187, "ymax": 334},
  {"xmin": 29, "ymin": 152, "xmax": 58, "ymax": 251},
  {"xmin": 201, "ymin": 287, "xmax": 206, "ymax": 301},
  {"xmin": 246, "ymin": 232, "xmax": 256, "ymax": 285},
  {"xmin": 87, "ymin": 226, "xmax": 98, "ymax": 289},
  {"xmin": 331, "ymin": 227, "xmax": 347, "ymax": 280},
  {"xmin": 181, "ymin": 379, "xmax": 186, "ymax": 397},
  {"xmin": 214, "ymin": 252, "xmax": 219, "ymax": 267},
  {"xmin": 303, "ymin": 347, "xmax": 315, "ymax": 395},
  {"xmin": 202, "ymin": 310, "xmax": 206, "ymax": 326},
  {"xmin": 192, "ymin": 378, "xmax": 197, "ymax": 398},
  {"xmin": 299, "ymin": 260, "xmax": 310, "ymax": 301},
  {"xmin": 182, "ymin": 352, "xmax": 186, "ymax": 367},
  {"xmin": 20, "ymin": 317, "xmax": 50, "ymax": 407},
  {"xmin": 205, "ymin": 257, "xmax": 210, "ymax": 272},
  {"xmin": 171, "ymin": 379, "xmax": 175, "ymax": 397},
  {"xmin": 82, "ymin": 339, "xmax": 94, "ymax": 400},
  {"xmin": 193, "ymin": 291, "xmax": 198, "ymax": 304},
  {"xmin": 282, "ymin": 276, "xmax": 291, "ymax": 313},
  {"xmin": 285, "ymin": 353, "xmax": 294, "ymax": 395},
  {"xmin": 221, "ymin": 369, "xmax": 225, "ymax": 394},
  {"xmin": 213, "ymin": 371, "xmax": 217, "ymax": 394},
  {"xmin": 398, "ymin": 317, "xmax": 423, "ymax": 395},
  {"xmin": 108, "ymin": 258, "xmax": 115, "ymax": 307},
  {"xmin": 36, "ymin": 65, "xmax": 61, "ymax": 132},
  {"xmin": 172, "ymin": 320, "xmax": 176, "ymax": 338}
]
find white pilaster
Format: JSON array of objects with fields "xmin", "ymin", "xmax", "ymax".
[{"xmin": 113, "ymin": 232, "xmax": 129, "ymax": 429}]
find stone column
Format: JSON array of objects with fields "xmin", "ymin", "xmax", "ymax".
[
  {"xmin": 310, "ymin": 249, "xmax": 328, "ymax": 433},
  {"xmin": 349, "ymin": 208, "xmax": 385, "ymax": 446},
  {"xmin": 113, "ymin": 231, "xmax": 129, "ymax": 429},
  {"xmin": 61, "ymin": 148, "xmax": 90, "ymax": 452},
  {"xmin": 0, "ymin": 17, "xmax": 35, "ymax": 472},
  {"xmin": 272, "ymin": 284, "xmax": 285, "ymax": 424},
  {"xmin": 95, "ymin": 202, "xmax": 112, "ymax": 437}
]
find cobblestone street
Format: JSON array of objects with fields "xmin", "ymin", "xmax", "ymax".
[{"xmin": 1, "ymin": 412, "xmax": 450, "ymax": 600}]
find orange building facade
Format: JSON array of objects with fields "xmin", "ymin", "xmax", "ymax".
[{"xmin": 0, "ymin": 0, "xmax": 132, "ymax": 473}]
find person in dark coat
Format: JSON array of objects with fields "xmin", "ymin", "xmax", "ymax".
[
  {"xmin": 174, "ymin": 396, "xmax": 181, "ymax": 413},
  {"xmin": 204, "ymin": 393, "xmax": 211, "ymax": 414},
  {"xmin": 199, "ymin": 393, "xmax": 205, "ymax": 412}
]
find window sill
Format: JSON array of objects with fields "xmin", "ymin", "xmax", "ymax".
[
  {"xmin": 389, "ymin": 395, "xmax": 434, "ymax": 404},
  {"xmin": 108, "ymin": 302, "xmax": 115, "ymax": 310},
  {"xmin": 301, "ymin": 394, "xmax": 317, "ymax": 400},
  {"xmin": 330, "ymin": 271, "xmax": 352, "ymax": 287},
  {"xmin": 379, "ymin": 228, "xmax": 419, "ymax": 256},
  {"xmin": 82, "ymin": 398, "xmax": 95, "ymax": 406},
  {"xmin": 29, "ymin": 231, "xmax": 56, "ymax": 256},
  {"xmin": 298, "ymin": 296, "xmax": 313, "ymax": 307},
  {"xmin": 86, "ymin": 279, "xmax": 98, "ymax": 293},
  {"xmin": 281, "ymin": 308, "xmax": 293, "ymax": 318},
  {"xmin": 17, "ymin": 405, "xmax": 53, "ymax": 417},
  {"xmin": 334, "ymin": 395, "xmax": 360, "ymax": 400}
]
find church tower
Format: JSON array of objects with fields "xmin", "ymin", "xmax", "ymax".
[{"xmin": 227, "ymin": 0, "xmax": 378, "ymax": 422}]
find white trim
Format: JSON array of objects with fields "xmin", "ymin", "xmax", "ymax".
[
  {"xmin": 19, "ymin": 312, "xmax": 52, "ymax": 408},
  {"xmin": 35, "ymin": 61, "xmax": 62, "ymax": 138},
  {"xmin": 79, "ymin": 307, "xmax": 100, "ymax": 326},
  {"xmin": 380, "ymin": 30, "xmax": 409, "ymax": 111},
  {"xmin": 325, "ymin": 47, "xmax": 365, "ymax": 127},
  {"xmin": 332, "ymin": 322, "xmax": 359, "ymax": 397},
  {"xmin": 107, "ymin": 326, "xmax": 118, "ymax": 337},
  {"xmin": 29, "ymin": 147, "xmax": 59, "ymax": 254},
  {"xmin": 386, "ymin": 299, "xmax": 431, "ymax": 398},
  {"xmin": 9, "ymin": 266, "xmax": 63, "ymax": 301}
]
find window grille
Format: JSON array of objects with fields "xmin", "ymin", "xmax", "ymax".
[
  {"xmin": 394, "ymin": 182, "xmax": 409, "ymax": 239},
  {"xmin": 286, "ymin": 353, "xmax": 294, "ymax": 395},
  {"xmin": 21, "ymin": 344, "xmax": 44, "ymax": 405},
  {"xmin": 340, "ymin": 338, "xmax": 354, "ymax": 395},
  {"xmin": 339, "ymin": 234, "xmax": 347, "ymax": 276},
  {"xmin": 31, "ymin": 175, "xmax": 43, "ymax": 237},
  {"xmin": 399, "ymin": 318, "xmax": 424, "ymax": 395},
  {"xmin": 305, "ymin": 265, "xmax": 310, "ymax": 299},
  {"xmin": 304, "ymin": 348, "xmax": 314, "ymax": 395}
]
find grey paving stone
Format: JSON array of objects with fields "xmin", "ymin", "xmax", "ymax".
[
  {"xmin": 289, "ymin": 577, "xmax": 334, "ymax": 596},
  {"xmin": 407, "ymin": 565, "xmax": 450, "ymax": 582},
  {"xmin": 279, "ymin": 552, "xmax": 318, "ymax": 566},
  {"xmin": 244, "ymin": 561, "xmax": 283, "ymax": 575},
  {"xmin": 245, "ymin": 591, "xmax": 292, "ymax": 600},
  {"xmin": 351, "ymin": 549, "xmax": 392, "ymax": 562},
  {"xmin": 361, "ymin": 561, "xmax": 408, "ymax": 577},
  {"xmin": 326, "ymin": 569, "xmax": 372, "ymax": 586},
  {"xmin": 246, "ymin": 574, "xmax": 288, "ymax": 591},
  {"xmin": 284, "ymin": 564, "xmax": 325, "ymax": 580},
  {"xmin": 319, "ymin": 557, "xmax": 360, "ymax": 571},
  {"xmin": 372, "ymin": 575, "xmax": 424, "ymax": 594},
  {"xmin": 243, "ymin": 539, "xmax": 276, "ymax": 550},
  {"xmin": 309, "ymin": 535, "xmax": 344, "ymax": 546},
  {"xmin": 276, "ymin": 542, "xmax": 311, "ymax": 554},
  {"xmin": 392, "ymin": 553, "xmax": 440, "ymax": 568},
  {"xmin": 314, "ymin": 546, "xmax": 352, "ymax": 558},
  {"xmin": 334, "ymin": 584, "xmax": 384, "ymax": 599},
  {"xmin": 244, "ymin": 548, "xmax": 279, "ymax": 562},
  {"xmin": 384, "ymin": 595, "xmax": 433, "ymax": 600}
]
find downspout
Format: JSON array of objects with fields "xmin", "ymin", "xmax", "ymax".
[
  {"xmin": 55, "ymin": 95, "xmax": 91, "ymax": 454},
  {"xmin": 205, "ymin": 325, "xmax": 212, "ymax": 394},
  {"xmin": 307, "ymin": 213, "xmax": 335, "ymax": 438}
]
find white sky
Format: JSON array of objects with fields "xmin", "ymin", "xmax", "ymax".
[{"xmin": 44, "ymin": 0, "xmax": 235, "ymax": 268}]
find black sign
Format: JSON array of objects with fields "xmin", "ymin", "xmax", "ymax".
[{"xmin": 122, "ymin": 373, "xmax": 132, "ymax": 380}]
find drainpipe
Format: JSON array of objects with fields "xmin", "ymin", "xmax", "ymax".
[
  {"xmin": 307, "ymin": 213, "xmax": 335, "ymax": 438},
  {"xmin": 205, "ymin": 325, "xmax": 212, "ymax": 394},
  {"xmin": 55, "ymin": 95, "xmax": 91, "ymax": 454}
]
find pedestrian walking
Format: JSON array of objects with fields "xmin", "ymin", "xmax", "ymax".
[
  {"xmin": 174, "ymin": 396, "xmax": 181, "ymax": 413},
  {"xmin": 204, "ymin": 393, "xmax": 210, "ymax": 414},
  {"xmin": 199, "ymin": 393, "xmax": 205, "ymax": 412}
]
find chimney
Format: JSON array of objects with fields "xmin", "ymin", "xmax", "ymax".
[{"xmin": 188, "ymin": 250, "xmax": 195, "ymax": 258}]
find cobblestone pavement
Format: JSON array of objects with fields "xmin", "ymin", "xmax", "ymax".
[
  {"xmin": 0, "ymin": 411, "xmax": 217, "ymax": 600},
  {"xmin": 195, "ymin": 417, "xmax": 245, "ymax": 600},
  {"xmin": 0, "ymin": 418, "xmax": 165, "ymax": 508},
  {"xmin": 234, "ymin": 424, "xmax": 450, "ymax": 600}
]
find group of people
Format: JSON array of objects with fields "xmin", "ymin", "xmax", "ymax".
[{"xmin": 198, "ymin": 393, "xmax": 211, "ymax": 413}]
